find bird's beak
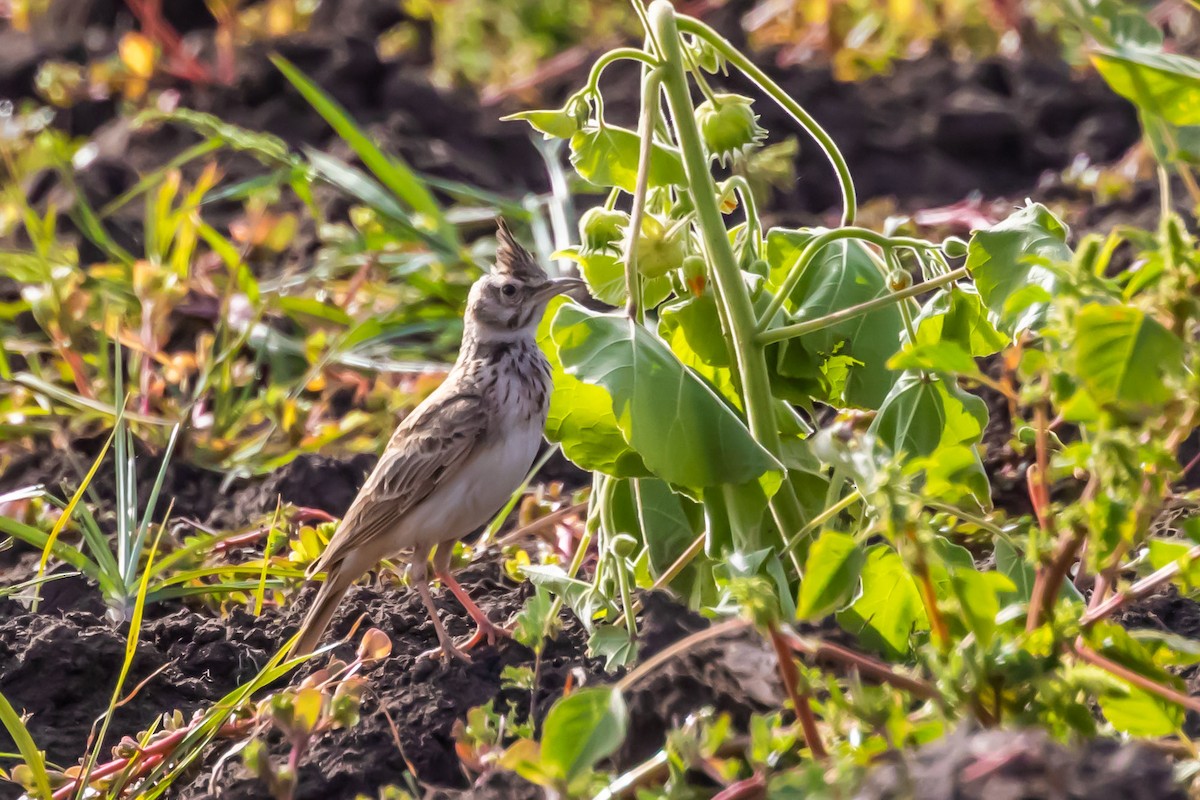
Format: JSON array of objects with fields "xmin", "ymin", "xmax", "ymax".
[{"xmin": 535, "ymin": 276, "xmax": 587, "ymax": 302}]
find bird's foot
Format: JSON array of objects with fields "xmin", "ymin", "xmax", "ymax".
[{"xmin": 462, "ymin": 617, "xmax": 513, "ymax": 649}]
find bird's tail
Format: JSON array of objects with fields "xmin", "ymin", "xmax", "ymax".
[{"xmin": 289, "ymin": 568, "xmax": 351, "ymax": 659}]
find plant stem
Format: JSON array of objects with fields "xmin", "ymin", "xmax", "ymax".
[
  {"xmin": 624, "ymin": 69, "xmax": 662, "ymax": 322},
  {"xmin": 767, "ymin": 623, "xmax": 827, "ymax": 761},
  {"xmin": 759, "ymin": 266, "xmax": 968, "ymax": 345},
  {"xmin": 677, "ymin": 16, "xmax": 856, "ymax": 226},
  {"xmin": 782, "ymin": 629, "xmax": 941, "ymax": 701},
  {"xmin": 1080, "ymin": 543, "xmax": 1200, "ymax": 627},
  {"xmin": 649, "ymin": 0, "xmax": 806, "ymax": 553},
  {"xmin": 782, "ymin": 489, "xmax": 862, "ymax": 553},
  {"xmin": 1073, "ymin": 638, "xmax": 1200, "ymax": 714},
  {"xmin": 585, "ymin": 48, "xmax": 661, "ymax": 95}
]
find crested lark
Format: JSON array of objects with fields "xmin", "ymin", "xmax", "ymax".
[{"xmin": 291, "ymin": 221, "xmax": 583, "ymax": 661}]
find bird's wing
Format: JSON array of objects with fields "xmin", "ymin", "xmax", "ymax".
[{"xmin": 311, "ymin": 389, "xmax": 489, "ymax": 574}]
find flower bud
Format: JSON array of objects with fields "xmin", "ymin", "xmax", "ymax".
[
  {"xmin": 695, "ymin": 94, "xmax": 766, "ymax": 166},
  {"xmin": 942, "ymin": 237, "xmax": 969, "ymax": 258},
  {"xmin": 887, "ymin": 269, "xmax": 913, "ymax": 292},
  {"xmin": 635, "ymin": 215, "xmax": 688, "ymax": 279},
  {"xmin": 578, "ymin": 207, "xmax": 629, "ymax": 253}
]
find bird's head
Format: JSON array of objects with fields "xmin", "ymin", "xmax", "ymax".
[{"xmin": 464, "ymin": 220, "xmax": 585, "ymax": 341}]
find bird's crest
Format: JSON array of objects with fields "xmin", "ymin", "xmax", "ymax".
[{"xmin": 494, "ymin": 219, "xmax": 546, "ymax": 282}]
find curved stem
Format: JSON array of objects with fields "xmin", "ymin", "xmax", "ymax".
[
  {"xmin": 724, "ymin": 174, "xmax": 763, "ymax": 260},
  {"xmin": 759, "ymin": 266, "xmax": 968, "ymax": 346},
  {"xmin": 624, "ymin": 69, "xmax": 662, "ymax": 322},
  {"xmin": 650, "ymin": 0, "xmax": 807, "ymax": 555},
  {"xmin": 677, "ymin": 16, "xmax": 857, "ymax": 226},
  {"xmin": 757, "ymin": 227, "xmax": 937, "ymax": 329},
  {"xmin": 585, "ymin": 48, "xmax": 661, "ymax": 96}
]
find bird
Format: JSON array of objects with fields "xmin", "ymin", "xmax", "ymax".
[{"xmin": 290, "ymin": 220, "xmax": 584, "ymax": 661}]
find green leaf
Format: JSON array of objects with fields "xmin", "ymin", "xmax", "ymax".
[
  {"xmin": 569, "ymin": 125, "xmax": 687, "ymax": 193},
  {"xmin": 539, "ymin": 298, "xmax": 649, "ymax": 478},
  {"xmin": 551, "ymin": 304, "xmax": 781, "ymax": 489},
  {"xmin": 1090, "ymin": 623, "xmax": 1186, "ymax": 736},
  {"xmin": 912, "ymin": 287, "xmax": 1007, "ymax": 357},
  {"xmin": 0, "ymin": 690, "xmax": 51, "ymax": 800},
  {"xmin": 633, "ymin": 478, "xmax": 702, "ymax": 580},
  {"xmin": 1147, "ymin": 539, "xmax": 1200, "ymax": 586},
  {"xmin": 766, "ymin": 230, "xmax": 904, "ymax": 408},
  {"xmin": 965, "ymin": 202, "xmax": 1071, "ymax": 334},
  {"xmin": 271, "ymin": 55, "xmax": 457, "ymax": 250},
  {"xmin": 868, "ymin": 372, "xmax": 988, "ymax": 459},
  {"xmin": 587, "ymin": 625, "xmax": 639, "ymax": 670},
  {"xmin": 797, "ymin": 531, "xmax": 864, "ymax": 620},
  {"xmin": 1072, "ymin": 302, "xmax": 1185, "ymax": 414},
  {"xmin": 540, "ymin": 687, "xmax": 628, "ymax": 786},
  {"xmin": 949, "ymin": 568, "xmax": 1001, "ymax": 646},
  {"xmin": 994, "ymin": 537, "xmax": 1035, "ymax": 604},
  {"xmin": 837, "ymin": 545, "xmax": 928, "ymax": 657},
  {"xmin": 1092, "ymin": 48, "xmax": 1200, "ymax": 127},
  {"xmin": 888, "ymin": 340, "xmax": 982, "ymax": 377},
  {"xmin": 503, "ymin": 108, "xmax": 581, "ymax": 139}
]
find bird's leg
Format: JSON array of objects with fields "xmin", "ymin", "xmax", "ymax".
[
  {"xmin": 433, "ymin": 543, "xmax": 512, "ymax": 650},
  {"xmin": 411, "ymin": 546, "xmax": 473, "ymax": 663}
]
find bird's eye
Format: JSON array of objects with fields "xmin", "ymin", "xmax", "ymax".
[{"xmin": 501, "ymin": 284, "xmax": 517, "ymax": 297}]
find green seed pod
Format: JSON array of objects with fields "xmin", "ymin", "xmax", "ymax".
[
  {"xmin": 887, "ymin": 269, "xmax": 913, "ymax": 292},
  {"xmin": 610, "ymin": 533, "xmax": 638, "ymax": 558},
  {"xmin": 635, "ymin": 215, "xmax": 688, "ymax": 278},
  {"xmin": 578, "ymin": 207, "xmax": 629, "ymax": 253},
  {"xmin": 942, "ymin": 237, "xmax": 969, "ymax": 258},
  {"xmin": 688, "ymin": 35, "xmax": 721, "ymax": 74},
  {"xmin": 694, "ymin": 94, "xmax": 766, "ymax": 166}
]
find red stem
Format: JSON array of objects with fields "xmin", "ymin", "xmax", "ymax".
[
  {"xmin": 1073, "ymin": 638, "xmax": 1200, "ymax": 714},
  {"xmin": 1080, "ymin": 544, "xmax": 1200, "ymax": 627},
  {"xmin": 783, "ymin": 630, "xmax": 940, "ymax": 701},
  {"xmin": 766, "ymin": 624, "xmax": 827, "ymax": 762},
  {"xmin": 712, "ymin": 773, "xmax": 767, "ymax": 800}
]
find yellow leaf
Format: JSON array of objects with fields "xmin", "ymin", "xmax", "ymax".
[
  {"xmin": 119, "ymin": 33, "xmax": 157, "ymax": 79},
  {"xmin": 293, "ymin": 687, "xmax": 324, "ymax": 734}
]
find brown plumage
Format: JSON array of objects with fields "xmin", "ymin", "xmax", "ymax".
[{"xmin": 290, "ymin": 221, "xmax": 583, "ymax": 661}]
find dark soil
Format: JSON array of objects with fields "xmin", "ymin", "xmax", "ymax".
[
  {"xmin": 0, "ymin": 555, "xmax": 778, "ymax": 799},
  {"xmin": 854, "ymin": 724, "xmax": 1185, "ymax": 800}
]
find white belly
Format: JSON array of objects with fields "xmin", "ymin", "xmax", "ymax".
[{"xmin": 395, "ymin": 418, "xmax": 543, "ymax": 550}]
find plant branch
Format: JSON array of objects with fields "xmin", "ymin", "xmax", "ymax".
[
  {"xmin": 767, "ymin": 623, "xmax": 827, "ymax": 761},
  {"xmin": 758, "ymin": 266, "xmax": 968, "ymax": 345},
  {"xmin": 782, "ymin": 629, "xmax": 941, "ymax": 701},
  {"xmin": 1072, "ymin": 638, "xmax": 1200, "ymax": 714},
  {"xmin": 624, "ymin": 69, "xmax": 662, "ymax": 322},
  {"xmin": 677, "ymin": 15, "xmax": 856, "ymax": 225},
  {"xmin": 1080, "ymin": 543, "xmax": 1200, "ymax": 627},
  {"xmin": 649, "ymin": 0, "xmax": 807, "ymax": 557}
]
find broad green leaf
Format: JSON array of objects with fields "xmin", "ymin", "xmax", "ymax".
[
  {"xmin": 588, "ymin": 625, "xmax": 639, "ymax": 670},
  {"xmin": 888, "ymin": 340, "xmax": 981, "ymax": 377},
  {"xmin": 1072, "ymin": 302, "xmax": 1184, "ymax": 414},
  {"xmin": 1090, "ymin": 623, "xmax": 1185, "ymax": 736},
  {"xmin": 538, "ymin": 298, "xmax": 648, "ymax": 478},
  {"xmin": 837, "ymin": 545, "xmax": 928, "ymax": 657},
  {"xmin": 551, "ymin": 304, "xmax": 781, "ymax": 489},
  {"xmin": 1092, "ymin": 48, "xmax": 1200, "ymax": 127},
  {"xmin": 632, "ymin": 478, "xmax": 702, "ymax": 580},
  {"xmin": 540, "ymin": 687, "xmax": 628, "ymax": 786},
  {"xmin": 766, "ymin": 230, "xmax": 904, "ymax": 408},
  {"xmin": 868, "ymin": 372, "xmax": 988, "ymax": 458},
  {"xmin": 994, "ymin": 537, "xmax": 1034, "ymax": 604},
  {"xmin": 569, "ymin": 125, "xmax": 687, "ymax": 192},
  {"xmin": 660, "ymin": 294, "xmax": 742, "ymax": 410},
  {"xmin": 965, "ymin": 202, "xmax": 1070, "ymax": 334},
  {"xmin": 797, "ymin": 530, "xmax": 864, "ymax": 620},
  {"xmin": 912, "ymin": 287, "xmax": 1007, "ymax": 357},
  {"xmin": 907, "ymin": 443, "xmax": 991, "ymax": 510},
  {"xmin": 949, "ymin": 568, "xmax": 1001, "ymax": 646}
]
